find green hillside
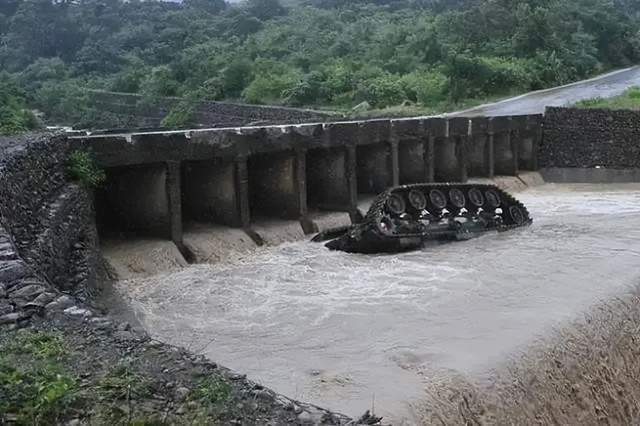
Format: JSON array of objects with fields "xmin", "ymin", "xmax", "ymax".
[{"xmin": 1, "ymin": 0, "xmax": 639, "ymax": 130}]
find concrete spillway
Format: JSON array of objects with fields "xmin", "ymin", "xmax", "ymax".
[{"xmin": 103, "ymin": 183, "xmax": 640, "ymax": 423}]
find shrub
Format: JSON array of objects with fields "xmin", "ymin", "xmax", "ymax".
[
  {"xmin": 356, "ymin": 74, "xmax": 406, "ymax": 108},
  {"xmin": 66, "ymin": 151, "xmax": 106, "ymax": 189},
  {"xmin": 161, "ymin": 98, "xmax": 197, "ymax": 129},
  {"xmin": 242, "ymin": 71, "xmax": 301, "ymax": 104},
  {"xmin": 400, "ymin": 70, "xmax": 448, "ymax": 105}
]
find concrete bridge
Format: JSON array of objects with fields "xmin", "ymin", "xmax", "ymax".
[{"xmin": 71, "ymin": 114, "xmax": 542, "ymax": 254}]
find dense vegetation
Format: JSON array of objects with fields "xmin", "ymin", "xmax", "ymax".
[{"xmin": 1, "ymin": 0, "xmax": 640, "ymax": 130}]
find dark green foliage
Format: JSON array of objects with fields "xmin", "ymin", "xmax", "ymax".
[
  {"xmin": 67, "ymin": 151, "xmax": 106, "ymax": 189},
  {"xmin": 0, "ymin": 72, "xmax": 39, "ymax": 135},
  {"xmin": 161, "ymin": 97, "xmax": 198, "ymax": 129},
  {"xmin": 1, "ymin": 0, "xmax": 639, "ymax": 127}
]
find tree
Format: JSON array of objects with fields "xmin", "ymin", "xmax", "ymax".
[
  {"xmin": 0, "ymin": 73, "xmax": 39, "ymax": 135},
  {"xmin": 245, "ymin": 0, "xmax": 287, "ymax": 21},
  {"xmin": 184, "ymin": 0, "xmax": 227, "ymax": 14}
]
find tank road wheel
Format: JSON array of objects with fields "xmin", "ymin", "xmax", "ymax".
[
  {"xmin": 408, "ymin": 190, "xmax": 427, "ymax": 211},
  {"xmin": 429, "ymin": 189, "xmax": 447, "ymax": 210},
  {"xmin": 508, "ymin": 205, "xmax": 526, "ymax": 226},
  {"xmin": 448, "ymin": 188, "xmax": 466, "ymax": 210},
  {"xmin": 485, "ymin": 189, "xmax": 501, "ymax": 210},
  {"xmin": 386, "ymin": 193, "xmax": 406, "ymax": 215},
  {"xmin": 468, "ymin": 188, "xmax": 484, "ymax": 208}
]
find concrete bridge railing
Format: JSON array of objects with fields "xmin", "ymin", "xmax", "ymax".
[{"xmin": 71, "ymin": 114, "xmax": 542, "ymax": 252}]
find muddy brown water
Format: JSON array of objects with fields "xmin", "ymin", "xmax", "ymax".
[{"xmin": 106, "ymin": 184, "xmax": 640, "ymax": 424}]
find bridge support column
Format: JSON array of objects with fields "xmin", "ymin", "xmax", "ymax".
[
  {"xmin": 166, "ymin": 161, "xmax": 183, "ymax": 248},
  {"xmin": 307, "ymin": 146, "xmax": 358, "ymax": 215},
  {"xmin": 468, "ymin": 118, "xmax": 493, "ymax": 178},
  {"xmin": 390, "ymin": 139, "xmax": 400, "ymax": 187},
  {"xmin": 425, "ymin": 134, "xmax": 435, "ymax": 182},
  {"xmin": 356, "ymin": 142, "xmax": 395, "ymax": 194},
  {"xmin": 234, "ymin": 157, "xmax": 251, "ymax": 228},
  {"xmin": 346, "ymin": 146, "xmax": 359, "ymax": 222},
  {"xmin": 435, "ymin": 118, "xmax": 468, "ymax": 182},
  {"xmin": 492, "ymin": 117, "xmax": 519, "ymax": 176},
  {"xmin": 515, "ymin": 115, "xmax": 542, "ymax": 171},
  {"xmin": 393, "ymin": 119, "xmax": 431, "ymax": 185}
]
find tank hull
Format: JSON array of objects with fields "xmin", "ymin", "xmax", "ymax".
[{"xmin": 317, "ymin": 183, "xmax": 532, "ymax": 254}]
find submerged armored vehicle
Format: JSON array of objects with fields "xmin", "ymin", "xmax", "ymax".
[{"xmin": 315, "ymin": 184, "xmax": 532, "ymax": 254}]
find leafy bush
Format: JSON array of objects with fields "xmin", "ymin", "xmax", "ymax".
[
  {"xmin": 161, "ymin": 97, "xmax": 197, "ymax": 129},
  {"xmin": 400, "ymin": 70, "xmax": 448, "ymax": 105},
  {"xmin": 0, "ymin": 72, "xmax": 39, "ymax": 135},
  {"xmin": 242, "ymin": 69, "xmax": 301, "ymax": 104},
  {"xmin": 356, "ymin": 74, "xmax": 406, "ymax": 108},
  {"xmin": 66, "ymin": 151, "xmax": 106, "ymax": 189}
]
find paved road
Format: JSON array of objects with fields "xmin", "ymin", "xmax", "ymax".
[{"xmin": 450, "ymin": 66, "xmax": 640, "ymax": 117}]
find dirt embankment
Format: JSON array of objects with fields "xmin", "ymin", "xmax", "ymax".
[{"xmin": 420, "ymin": 286, "xmax": 640, "ymax": 424}]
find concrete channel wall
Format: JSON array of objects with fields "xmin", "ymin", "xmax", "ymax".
[{"xmin": 72, "ymin": 114, "xmax": 542, "ymax": 251}]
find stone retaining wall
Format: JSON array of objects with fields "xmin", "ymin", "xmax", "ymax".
[
  {"xmin": 88, "ymin": 90, "xmax": 338, "ymax": 129},
  {"xmin": 0, "ymin": 134, "xmax": 98, "ymax": 300},
  {"xmin": 541, "ymin": 107, "xmax": 640, "ymax": 168}
]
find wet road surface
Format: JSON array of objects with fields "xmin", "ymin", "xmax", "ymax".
[
  {"xmin": 450, "ymin": 67, "xmax": 640, "ymax": 117},
  {"xmin": 110, "ymin": 184, "xmax": 640, "ymax": 423}
]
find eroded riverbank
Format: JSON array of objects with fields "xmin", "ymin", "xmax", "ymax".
[{"xmin": 103, "ymin": 184, "xmax": 640, "ymax": 423}]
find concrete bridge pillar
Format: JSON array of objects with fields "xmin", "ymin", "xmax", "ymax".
[
  {"xmin": 393, "ymin": 119, "xmax": 430, "ymax": 185},
  {"xmin": 166, "ymin": 161, "xmax": 183, "ymax": 248},
  {"xmin": 468, "ymin": 117, "xmax": 494, "ymax": 178},
  {"xmin": 234, "ymin": 156, "xmax": 251, "ymax": 228},
  {"xmin": 434, "ymin": 118, "xmax": 469, "ymax": 182},
  {"xmin": 491, "ymin": 117, "xmax": 519, "ymax": 176},
  {"xmin": 514, "ymin": 115, "xmax": 542, "ymax": 171},
  {"xmin": 355, "ymin": 120, "xmax": 397, "ymax": 193}
]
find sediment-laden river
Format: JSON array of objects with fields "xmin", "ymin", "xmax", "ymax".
[{"xmin": 108, "ymin": 184, "xmax": 640, "ymax": 423}]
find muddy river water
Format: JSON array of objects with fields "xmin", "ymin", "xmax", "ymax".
[{"xmin": 110, "ymin": 184, "xmax": 640, "ymax": 423}]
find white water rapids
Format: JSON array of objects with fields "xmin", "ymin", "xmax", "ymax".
[{"xmin": 105, "ymin": 184, "xmax": 640, "ymax": 423}]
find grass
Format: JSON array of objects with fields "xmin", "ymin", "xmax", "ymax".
[
  {"xmin": 0, "ymin": 330, "xmax": 78, "ymax": 425},
  {"xmin": 190, "ymin": 376, "xmax": 232, "ymax": 422},
  {"xmin": 66, "ymin": 150, "xmax": 106, "ymax": 189},
  {"xmin": 0, "ymin": 328, "xmax": 240, "ymax": 425},
  {"xmin": 93, "ymin": 363, "xmax": 154, "ymax": 424},
  {"xmin": 575, "ymin": 86, "xmax": 640, "ymax": 110}
]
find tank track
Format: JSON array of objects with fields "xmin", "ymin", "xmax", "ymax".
[{"xmin": 319, "ymin": 183, "xmax": 532, "ymax": 254}]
